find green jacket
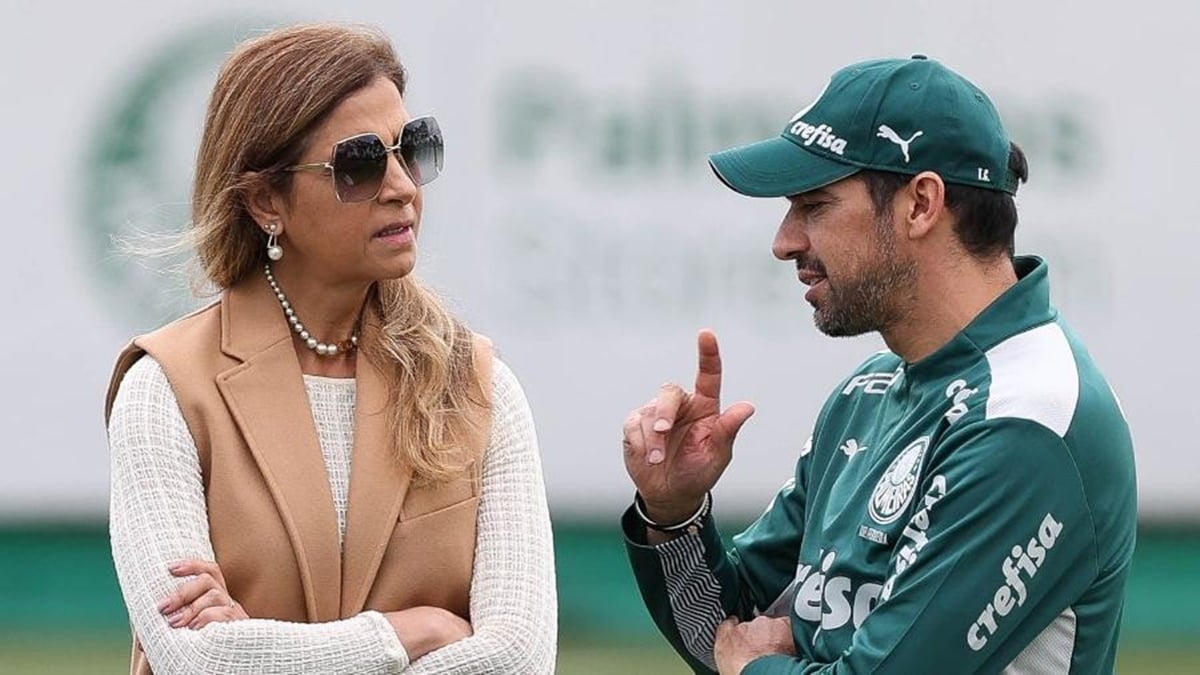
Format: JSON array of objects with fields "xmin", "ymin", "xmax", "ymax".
[{"xmin": 624, "ymin": 257, "xmax": 1137, "ymax": 674}]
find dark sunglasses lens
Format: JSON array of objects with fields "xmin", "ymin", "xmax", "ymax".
[
  {"xmin": 399, "ymin": 117, "xmax": 444, "ymax": 186},
  {"xmin": 332, "ymin": 135, "xmax": 388, "ymax": 202}
]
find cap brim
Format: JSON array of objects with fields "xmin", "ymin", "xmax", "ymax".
[{"xmin": 708, "ymin": 136, "xmax": 859, "ymax": 198}]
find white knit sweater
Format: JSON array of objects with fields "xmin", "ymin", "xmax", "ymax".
[{"xmin": 107, "ymin": 355, "xmax": 557, "ymax": 674}]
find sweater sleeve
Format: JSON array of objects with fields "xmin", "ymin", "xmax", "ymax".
[
  {"xmin": 622, "ymin": 444, "xmax": 810, "ymax": 674},
  {"xmin": 107, "ymin": 356, "xmax": 409, "ymax": 675},
  {"xmin": 404, "ymin": 358, "xmax": 558, "ymax": 674}
]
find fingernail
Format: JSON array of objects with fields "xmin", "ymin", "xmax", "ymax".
[
  {"xmin": 168, "ymin": 562, "xmax": 183, "ymax": 572},
  {"xmin": 157, "ymin": 599, "xmax": 171, "ymax": 613},
  {"xmin": 168, "ymin": 612, "xmax": 184, "ymax": 627},
  {"xmin": 653, "ymin": 419, "xmax": 671, "ymax": 432},
  {"xmin": 648, "ymin": 449, "xmax": 664, "ymax": 464}
]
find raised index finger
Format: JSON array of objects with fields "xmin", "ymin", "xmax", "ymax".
[{"xmin": 694, "ymin": 329, "xmax": 723, "ymax": 404}]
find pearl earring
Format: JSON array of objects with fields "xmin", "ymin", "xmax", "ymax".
[{"xmin": 266, "ymin": 222, "xmax": 283, "ymax": 261}]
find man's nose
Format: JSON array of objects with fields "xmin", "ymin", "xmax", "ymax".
[{"xmin": 772, "ymin": 218, "xmax": 809, "ymax": 261}]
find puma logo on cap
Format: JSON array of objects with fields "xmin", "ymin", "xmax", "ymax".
[{"xmin": 876, "ymin": 125, "xmax": 923, "ymax": 163}]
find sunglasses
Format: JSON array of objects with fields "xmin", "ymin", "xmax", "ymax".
[{"xmin": 286, "ymin": 116, "xmax": 443, "ymax": 203}]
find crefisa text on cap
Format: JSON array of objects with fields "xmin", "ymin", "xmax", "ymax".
[{"xmin": 787, "ymin": 113, "xmax": 847, "ymax": 156}]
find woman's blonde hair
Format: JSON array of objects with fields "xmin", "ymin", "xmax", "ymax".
[{"xmin": 193, "ymin": 23, "xmax": 484, "ymax": 483}]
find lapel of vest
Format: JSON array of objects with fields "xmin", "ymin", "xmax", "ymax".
[
  {"xmin": 213, "ymin": 275, "xmax": 344, "ymax": 622},
  {"xmin": 339, "ymin": 314, "xmax": 413, "ymax": 617}
]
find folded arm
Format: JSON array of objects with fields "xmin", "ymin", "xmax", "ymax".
[{"xmin": 108, "ymin": 356, "xmax": 408, "ymax": 675}]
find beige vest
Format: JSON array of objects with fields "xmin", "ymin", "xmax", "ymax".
[{"xmin": 105, "ymin": 275, "xmax": 492, "ymax": 675}]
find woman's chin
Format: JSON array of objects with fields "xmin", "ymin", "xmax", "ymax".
[{"xmin": 377, "ymin": 253, "xmax": 417, "ymax": 281}]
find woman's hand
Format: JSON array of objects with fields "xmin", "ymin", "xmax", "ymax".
[
  {"xmin": 384, "ymin": 606, "xmax": 474, "ymax": 660},
  {"xmin": 158, "ymin": 559, "xmax": 249, "ymax": 630}
]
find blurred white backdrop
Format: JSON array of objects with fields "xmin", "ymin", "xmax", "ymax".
[{"xmin": 0, "ymin": 0, "xmax": 1193, "ymax": 520}]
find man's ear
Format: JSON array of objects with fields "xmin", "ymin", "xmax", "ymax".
[
  {"xmin": 242, "ymin": 172, "xmax": 288, "ymax": 235},
  {"xmin": 900, "ymin": 171, "xmax": 947, "ymax": 241}
]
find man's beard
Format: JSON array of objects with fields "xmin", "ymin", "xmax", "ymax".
[{"xmin": 811, "ymin": 215, "xmax": 917, "ymax": 337}]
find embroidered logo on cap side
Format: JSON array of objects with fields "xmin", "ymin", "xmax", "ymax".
[{"xmin": 876, "ymin": 124, "xmax": 924, "ymax": 163}]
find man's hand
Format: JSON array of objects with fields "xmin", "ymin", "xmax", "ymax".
[
  {"xmin": 714, "ymin": 616, "xmax": 796, "ymax": 674},
  {"xmin": 622, "ymin": 329, "xmax": 755, "ymax": 527}
]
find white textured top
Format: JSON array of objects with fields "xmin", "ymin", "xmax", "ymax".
[
  {"xmin": 107, "ymin": 356, "xmax": 557, "ymax": 674},
  {"xmin": 304, "ymin": 375, "xmax": 356, "ymax": 545}
]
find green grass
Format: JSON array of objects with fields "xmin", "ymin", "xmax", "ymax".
[{"xmin": 1, "ymin": 636, "xmax": 1197, "ymax": 674}]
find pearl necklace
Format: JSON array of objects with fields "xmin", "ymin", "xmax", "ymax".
[{"xmin": 264, "ymin": 263, "xmax": 359, "ymax": 357}]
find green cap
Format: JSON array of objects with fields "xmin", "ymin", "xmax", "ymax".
[{"xmin": 709, "ymin": 56, "xmax": 1018, "ymax": 197}]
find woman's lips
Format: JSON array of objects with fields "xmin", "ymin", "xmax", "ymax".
[{"xmin": 372, "ymin": 223, "xmax": 413, "ymax": 244}]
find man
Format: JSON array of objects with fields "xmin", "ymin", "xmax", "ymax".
[{"xmin": 620, "ymin": 56, "xmax": 1137, "ymax": 674}]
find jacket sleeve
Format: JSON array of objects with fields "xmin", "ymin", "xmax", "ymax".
[
  {"xmin": 623, "ymin": 438, "xmax": 812, "ymax": 674},
  {"xmin": 741, "ymin": 417, "xmax": 1099, "ymax": 674}
]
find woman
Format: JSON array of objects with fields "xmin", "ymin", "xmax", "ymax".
[{"xmin": 104, "ymin": 23, "xmax": 556, "ymax": 674}]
